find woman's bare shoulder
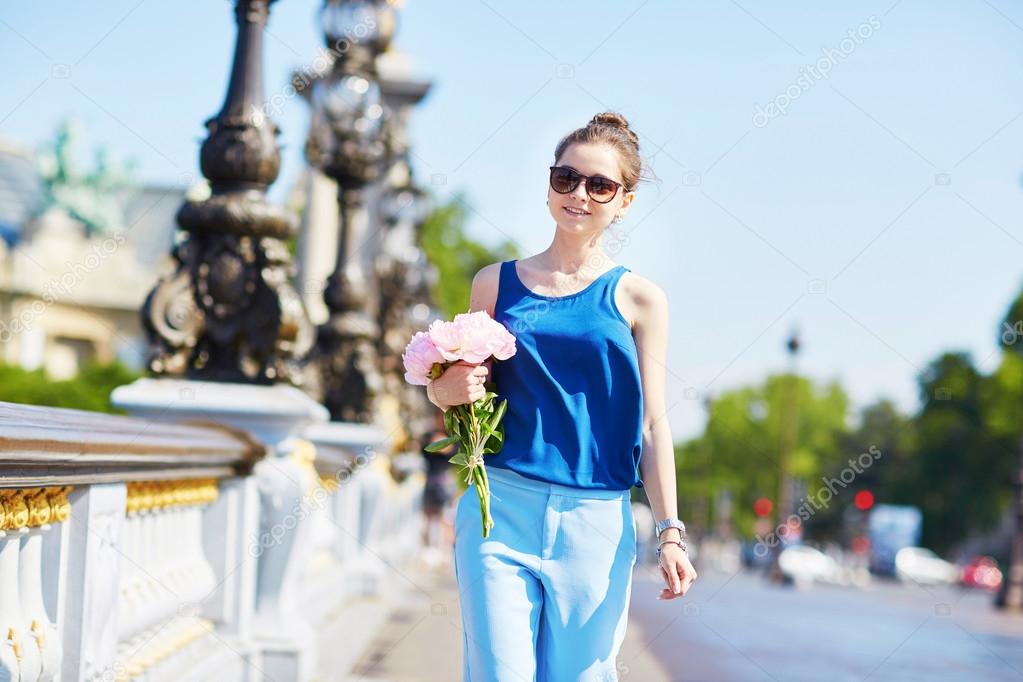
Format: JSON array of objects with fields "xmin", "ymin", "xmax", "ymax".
[
  {"xmin": 622, "ymin": 271, "xmax": 666, "ymax": 303},
  {"xmin": 470, "ymin": 262, "xmax": 504, "ymax": 316},
  {"xmin": 616, "ymin": 271, "xmax": 667, "ymax": 330}
]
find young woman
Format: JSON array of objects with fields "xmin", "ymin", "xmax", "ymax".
[{"xmin": 426, "ymin": 111, "xmax": 697, "ymax": 681}]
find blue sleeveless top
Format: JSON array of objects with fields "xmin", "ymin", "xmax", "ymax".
[{"xmin": 487, "ymin": 259, "xmax": 645, "ymax": 490}]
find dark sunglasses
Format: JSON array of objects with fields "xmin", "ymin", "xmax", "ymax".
[{"xmin": 548, "ymin": 165, "xmax": 623, "ymax": 204}]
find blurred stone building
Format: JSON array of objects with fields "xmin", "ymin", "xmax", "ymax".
[{"xmin": 0, "ymin": 133, "xmax": 183, "ymax": 379}]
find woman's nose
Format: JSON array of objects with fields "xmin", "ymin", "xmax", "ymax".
[{"xmin": 571, "ymin": 180, "xmax": 589, "ymax": 201}]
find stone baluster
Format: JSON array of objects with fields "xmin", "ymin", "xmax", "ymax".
[
  {"xmin": 0, "ymin": 490, "xmax": 49, "ymax": 682},
  {"xmin": 19, "ymin": 487, "xmax": 67, "ymax": 682}
]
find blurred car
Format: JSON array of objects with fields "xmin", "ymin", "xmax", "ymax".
[
  {"xmin": 868, "ymin": 504, "xmax": 923, "ymax": 577},
  {"xmin": 894, "ymin": 547, "xmax": 959, "ymax": 585},
  {"xmin": 960, "ymin": 555, "xmax": 1003, "ymax": 592},
  {"xmin": 739, "ymin": 540, "xmax": 773, "ymax": 569},
  {"xmin": 778, "ymin": 545, "xmax": 842, "ymax": 586}
]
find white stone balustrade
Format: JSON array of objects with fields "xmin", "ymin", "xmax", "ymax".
[{"xmin": 0, "ymin": 380, "xmax": 428, "ymax": 682}]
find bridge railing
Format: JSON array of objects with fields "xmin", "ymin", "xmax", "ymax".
[{"xmin": 0, "ymin": 399, "xmax": 424, "ymax": 682}]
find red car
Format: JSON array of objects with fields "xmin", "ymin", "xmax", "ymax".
[{"xmin": 960, "ymin": 555, "xmax": 1003, "ymax": 591}]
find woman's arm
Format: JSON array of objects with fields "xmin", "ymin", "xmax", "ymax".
[
  {"xmin": 633, "ymin": 281, "xmax": 677, "ymax": 536},
  {"xmin": 631, "ymin": 276, "xmax": 698, "ymax": 598}
]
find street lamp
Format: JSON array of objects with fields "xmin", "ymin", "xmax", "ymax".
[
  {"xmin": 768, "ymin": 327, "xmax": 802, "ymax": 583},
  {"xmin": 374, "ymin": 180, "xmax": 431, "ymax": 423},
  {"xmin": 142, "ymin": 0, "xmax": 313, "ymax": 385},
  {"xmin": 303, "ymin": 0, "xmax": 397, "ymax": 422}
]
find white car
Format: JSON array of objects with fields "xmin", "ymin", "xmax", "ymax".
[
  {"xmin": 894, "ymin": 547, "xmax": 959, "ymax": 585},
  {"xmin": 778, "ymin": 545, "xmax": 842, "ymax": 587}
]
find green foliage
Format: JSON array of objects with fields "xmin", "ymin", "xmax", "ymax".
[
  {"xmin": 0, "ymin": 360, "xmax": 142, "ymax": 414},
  {"xmin": 674, "ymin": 343, "xmax": 1022, "ymax": 556},
  {"xmin": 674, "ymin": 374, "xmax": 850, "ymax": 537},
  {"xmin": 900, "ymin": 352, "xmax": 1020, "ymax": 554},
  {"xmin": 418, "ymin": 190, "xmax": 520, "ymax": 319}
]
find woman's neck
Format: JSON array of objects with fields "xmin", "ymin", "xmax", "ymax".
[{"xmin": 534, "ymin": 231, "xmax": 615, "ymax": 274}]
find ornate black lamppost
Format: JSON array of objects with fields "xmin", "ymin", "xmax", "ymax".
[
  {"xmin": 768, "ymin": 329, "xmax": 802, "ymax": 583},
  {"xmin": 143, "ymin": 0, "xmax": 312, "ymax": 384},
  {"xmin": 375, "ymin": 178, "xmax": 431, "ymax": 412},
  {"xmin": 303, "ymin": 0, "xmax": 397, "ymax": 422}
]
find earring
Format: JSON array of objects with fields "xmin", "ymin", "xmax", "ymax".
[{"xmin": 612, "ymin": 214, "xmax": 622, "ymax": 224}]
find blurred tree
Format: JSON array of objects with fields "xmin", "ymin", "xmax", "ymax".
[
  {"xmin": 812, "ymin": 399, "xmax": 916, "ymax": 542},
  {"xmin": 993, "ymin": 288, "xmax": 1023, "ymax": 606},
  {"xmin": 418, "ymin": 191, "xmax": 520, "ymax": 319},
  {"xmin": 907, "ymin": 352, "xmax": 1013, "ymax": 554},
  {"xmin": 675, "ymin": 374, "xmax": 849, "ymax": 537},
  {"xmin": 0, "ymin": 360, "xmax": 142, "ymax": 414}
]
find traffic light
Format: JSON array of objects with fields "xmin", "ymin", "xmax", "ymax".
[{"xmin": 854, "ymin": 489, "xmax": 874, "ymax": 511}]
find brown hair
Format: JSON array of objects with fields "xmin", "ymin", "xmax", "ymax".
[{"xmin": 553, "ymin": 111, "xmax": 653, "ymax": 193}]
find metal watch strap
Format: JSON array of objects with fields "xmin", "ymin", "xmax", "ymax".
[{"xmin": 655, "ymin": 518, "xmax": 686, "ymax": 538}]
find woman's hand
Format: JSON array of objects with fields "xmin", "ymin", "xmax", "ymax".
[
  {"xmin": 657, "ymin": 544, "xmax": 697, "ymax": 599},
  {"xmin": 429, "ymin": 360, "xmax": 489, "ymax": 409}
]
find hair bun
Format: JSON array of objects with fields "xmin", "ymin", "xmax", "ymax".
[
  {"xmin": 554, "ymin": 110, "xmax": 654, "ymax": 192},
  {"xmin": 589, "ymin": 111, "xmax": 638, "ymax": 148}
]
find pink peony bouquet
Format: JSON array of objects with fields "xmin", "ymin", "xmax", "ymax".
[{"xmin": 402, "ymin": 311, "xmax": 516, "ymax": 538}]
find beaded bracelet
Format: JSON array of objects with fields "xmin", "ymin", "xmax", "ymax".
[{"xmin": 656, "ymin": 538, "xmax": 687, "ymax": 559}]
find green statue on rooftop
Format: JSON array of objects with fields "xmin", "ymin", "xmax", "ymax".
[{"xmin": 36, "ymin": 118, "xmax": 138, "ymax": 238}]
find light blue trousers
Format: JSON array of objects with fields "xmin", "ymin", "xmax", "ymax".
[{"xmin": 453, "ymin": 465, "xmax": 637, "ymax": 682}]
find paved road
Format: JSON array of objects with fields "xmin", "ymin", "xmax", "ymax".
[
  {"xmin": 626, "ymin": 562, "xmax": 1023, "ymax": 682},
  {"xmin": 343, "ymin": 553, "xmax": 671, "ymax": 681},
  {"xmin": 342, "ymin": 553, "xmax": 1023, "ymax": 681}
]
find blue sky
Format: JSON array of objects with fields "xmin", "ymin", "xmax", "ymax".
[{"xmin": 2, "ymin": 1, "xmax": 1022, "ymax": 442}]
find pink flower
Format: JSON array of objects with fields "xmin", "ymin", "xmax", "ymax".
[
  {"xmin": 401, "ymin": 331, "xmax": 445, "ymax": 385},
  {"xmin": 402, "ymin": 309, "xmax": 517, "ymax": 540},
  {"xmin": 429, "ymin": 311, "xmax": 516, "ymax": 364},
  {"xmin": 488, "ymin": 322, "xmax": 517, "ymax": 361}
]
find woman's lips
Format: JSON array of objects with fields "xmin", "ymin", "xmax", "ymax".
[{"xmin": 563, "ymin": 206, "xmax": 590, "ymax": 217}]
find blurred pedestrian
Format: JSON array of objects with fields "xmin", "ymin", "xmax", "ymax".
[{"xmin": 420, "ymin": 409, "xmax": 456, "ymax": 567}]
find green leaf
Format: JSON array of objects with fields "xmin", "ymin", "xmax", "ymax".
[
  {"xmin": 425, "ymin": 435, "xmax": 460, "ymax": 452},
  {"xmin": 480, "ymin": 399, "xmax": 508, "ymax": 443},
  {"xmin": 445, "ymin": 409, "xmax": 466, "ymax": 438},
  {"xmin": 490, "ymin": 399, "xmax": 507, "ymax": 425}
]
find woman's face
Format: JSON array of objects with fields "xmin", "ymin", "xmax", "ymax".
[{"xmin": 548, "ymin": 142, "xmax": 634, "ymax": 233}]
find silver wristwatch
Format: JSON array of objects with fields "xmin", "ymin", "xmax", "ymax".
[{"xmin": 655, "ymin": 517, "xmax": 687, "ymax": 538}]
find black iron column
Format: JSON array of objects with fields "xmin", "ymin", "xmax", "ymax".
[
  {"xmin": 375, "ymin": 178, "xmax": 431, "ymax": 422},
  {"xmin": 143, "ymin": 0, "xmax": 312, "ymax": 384},
  {"xmin": 303, "ymin": 0, "xmax": 397, "ymax": 422},
  {"xmin": 768, "ymin": 330, "xmax": 801, "ymax": 583}
]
